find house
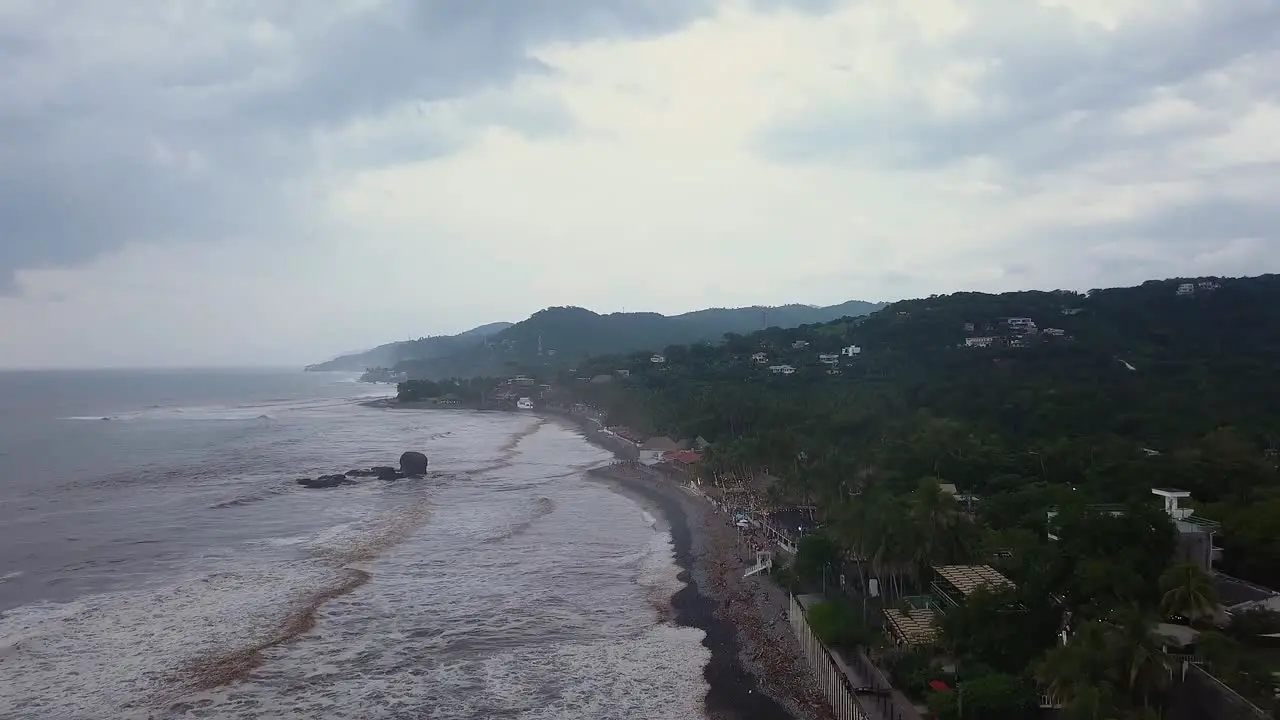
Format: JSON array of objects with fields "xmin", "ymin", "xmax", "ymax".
[
  {"xmin": 1046, "ymin": 488, "xmax": 1222, "ymax": 574},
  {"xmin": 826, "ymin": 367, "xmax": 841, "ymax": 376},
  {"xmin": 818, "ymin": 353, "xmax": 840, "ymax": 365},
  {"xmin": 665, "ymin": 449, "xmax": 702, "ymax": 472},
  {"xmin": 650, "ymin": 354, "xmax": 666, "ymax": 364},
  {"xmin": 639, "ymin": 435, "xmax": 681, "ymax": 465},
  {"xmin": 840, "ymin": 345, "xmax": 861, "ymax": 357},
  {"xmin": 768, "ymin": 364, "xmax": 796, "ymax": 375},
  {"xmin": 963, "ymin": 322, "xmax": 975, "ymax": 333},
  {"xmin": 1009, "ymin": 339, "xmax": 1027, "ymax": 348},
  {"xmin": 1005, "ymin": 317, "xmax": 1036, "ymax": 333},
  {"xmin": 791, "ymin": 340, "xmax": 810, "ymax": 349},
  {"xmin": 615, "ymin": 369, "xmax": 630, "ymax": 377},
  {"xmin": 965, "ymin": 336, "xmax": 995, "ymax": 348},
  {"xmin": 694, "ymin": 436, "xmax": 712, "ymax": 451},
  {"xmin": 1044, "ymin": 328, "xmax": 1066, "ymax": 337},
  {"xmin": 1198, "ymin": 280, "xmax": 1220, "ymax": 291},
  {"xmin": 1062, "ymin": 308, "xmax": 1084, "ymax": 316},
  {"xmin": 1177, "ymin": 283, "xmax": 1196, "ymax": 296},
  {"xmin": 751, "ymin": 352, "xmax": 769, "ymax": 363},
  {"xmin": 511, "ymin": 376, "xmax": 536, "ymax": 386}
]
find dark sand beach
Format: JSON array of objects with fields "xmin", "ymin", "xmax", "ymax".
[{"xmin": 585, "ymin": 461, "xmax": 832, "ymax": 720}]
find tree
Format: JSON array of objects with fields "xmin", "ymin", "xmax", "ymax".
[
  {"xmin": 1158, "ymin": 563, "xmax": 1219, "ymax": 625},
  {"xmin": 938, "ymin": 586, "xmax": 1059, "ymax": 675}
]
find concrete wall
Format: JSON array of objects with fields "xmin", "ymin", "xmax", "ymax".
[{"xmin": 788, "ymin": 594, "xmax": 870, "ymax": 720}]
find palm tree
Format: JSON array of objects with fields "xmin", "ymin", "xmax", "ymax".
[
  {"xmin": 908, "ymin": 477, "xmax": 970, "ymax": 569},
  {"xmin": 1104, "ymin": 607, "xmax": 1171, "ymax": 708},
  {"xmin": 1158, "ymin": 563, "xmax": 1219, "ymax": 626},
  {"xmin": 1036, "ymin": 639, "xmax": 1105, "ymax": 712}
]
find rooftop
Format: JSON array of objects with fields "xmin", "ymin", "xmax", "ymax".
[
  {"xmin": 884, "ymin": 608, "xmax": 939, "ymax": 646},
  {"xmin": 1214, "ymin": 574, "xmax": 1279, "ymax": 609},
  {"xmin": 934, "ymin": 565, "xmax": 1016, "ymax": 597},
  {"xmin": 1152, "ymin": 487, "xmax": 1192, "ymax": 498}
]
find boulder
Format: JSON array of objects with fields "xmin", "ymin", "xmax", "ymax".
[
  {"xmin": 399, "ymin": 451, "xmax": 428, "ymax": 477},
  {"xmin": 377, "ymin": 467, "xmax": 401, "ymax": 481}
]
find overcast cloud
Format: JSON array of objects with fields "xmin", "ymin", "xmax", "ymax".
[{"xmin": 2, "ymin": 0, "xmax": 1278, "ymax": 368}]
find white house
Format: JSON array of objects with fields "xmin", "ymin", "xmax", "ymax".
[
  {"xmin": 791, "ymin": 340, "xmax": 810, "ymax": 349},
  {"xmin": 818, "ymin": 353, "xmax": 840, "ymax": 365},
  {"xmin": 840, "ymin": 345, "xmax": 862, "ymax": 357},
  {"xmin": 1005, "ymin": 317, "xmax": 1036, "ymax": 333},
  {"xmin": 1177, "ymin": 283, "xmax": 1196, "ymax": 296},
  {"xmin": 751, "ymin": 352, "xmax": 769, "ymax": 363},
  {"xmin": 1062, "ymin": 308, "xmax": 1084, "ymax": 316},
  {"xmin": 965, "ymin": 336, "xmax": 995, "ymax": 348},
  {"xmin": 1044, "ymin": 328, "xmax": 1066, "ymax": 337},
  {"xmin": 1197, "ymin": 280, "xmax": 1220, "ymax": 291},
  {"xmin": 650, "ymin": 354, "xmax": 666, "ymax": 364},
  {"xmin": 768, "ymin": 364, "xmax": 796, "ymax": 375}
]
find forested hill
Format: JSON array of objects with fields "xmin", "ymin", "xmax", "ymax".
[
  {"xmin": 305, "ymin": 322, "xmax": 512, "ymax": 372},
  {"xmin": 567, "ymin": 274, "xmax": 1280, "ymax": 581},
  {"xmin": 392, "ymin": 300, "xmax": 883, "ymax": 379}
]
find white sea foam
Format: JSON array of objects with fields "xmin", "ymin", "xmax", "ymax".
[
  {"xmin": 0, "ymin": 561, "xmax": 339, "ymax": 720},
  {"xmin": 640, "ymin": 509, "xmax": 658, "ymax": 528},
  {"xmin": 635, "ymin": 530, "xmax": 688, "ymax": 620}
]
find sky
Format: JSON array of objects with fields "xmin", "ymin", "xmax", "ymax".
[{"xmin": 2, "ymin": 0, "xmax": 1278, "ymax": 368}]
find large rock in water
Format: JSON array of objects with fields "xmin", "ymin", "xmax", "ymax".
[{"xmin": 399, "ymin": 451, "xmax": 428, "ymax": 477}]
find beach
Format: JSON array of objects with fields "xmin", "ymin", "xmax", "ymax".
[
  {"xmin": 586, "ymin": 461, "xmax": 833, "ymax": 720},
  {"xmin": 345, "ymin": 397, "xmax": 831, "ymax": 719}
]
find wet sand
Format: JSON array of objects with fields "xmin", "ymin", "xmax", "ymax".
[{"xmin": 586, "ymin": 462, "xmax": 832, "ymax": 720}]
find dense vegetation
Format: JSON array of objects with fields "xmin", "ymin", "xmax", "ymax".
[
  {"xmin": 305, "ymin": 322, "xmax": 513, "ymax": 372},
  {"xmin": 311, "ymin": 300, "xmax": 883, "ymax": 377},
  {"xmin": 561, "ymin": 274, "xmax": 1280, "ymax": 718}
]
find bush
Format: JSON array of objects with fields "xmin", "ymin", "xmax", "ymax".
[{"xmin": 807, "ymin": 601, "xmax": 870, "ymax": 647}]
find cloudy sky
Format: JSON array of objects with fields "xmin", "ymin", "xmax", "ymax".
[{"xmin": 2, "ymin": 0, "xmax": 1278, "ymax": 368}]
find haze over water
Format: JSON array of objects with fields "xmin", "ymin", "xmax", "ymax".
[{"xmin": 0, "ymin": 370, "xmax": 709, "ymax": 719}]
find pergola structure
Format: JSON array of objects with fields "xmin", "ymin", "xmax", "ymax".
[
  {"xmin": 883, "ymin": 606, "xmax": 940, "ymax": 647},
  {"xmin": 931, "ymin": 564, "xmax": 1017, "ymax": 608}
]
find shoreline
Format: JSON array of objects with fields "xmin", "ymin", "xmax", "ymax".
[
  {"xmin": 587, "ymin": 464, "xmax": 827, "ymax": 720},
  {"xmin": 360, "ymin": 398, "xmax": 831, "ymax": 719}
]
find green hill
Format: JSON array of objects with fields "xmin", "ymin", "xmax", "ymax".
[
  {"xmin": 305, "ymin": 322, "xmax": 512, "ymax": 372},
  {"xmin": 391, "ymin": 300, "xmax": 884, "ymax": 379},
  {"xmin": 567, "ymin": 274, "xmax": 1280, "ymax": 578}
]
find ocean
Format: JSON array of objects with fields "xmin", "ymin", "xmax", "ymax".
[{"xmin": 0, "ymin": 369, "xmax": 710, "ymax": 719}]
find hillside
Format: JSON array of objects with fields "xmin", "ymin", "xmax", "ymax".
[
  {"xmin": 305, "ymin": 322, "xmax": 513, "ymax": 372},
  {"xmin": 391, "ymin": 300, "xmax": 884, "ymax": 379},
  {"xmin": 567, "ymin": 275, "xmax": 1280, "ymax": 569},
  {"xmin": 557, "ymin": 274, "xmax": 1280, "ymax": 717}
]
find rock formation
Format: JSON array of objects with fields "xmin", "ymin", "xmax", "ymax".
[{"xmin": 399, "ymin": 451, "xmax": 428, "ymax": 477}]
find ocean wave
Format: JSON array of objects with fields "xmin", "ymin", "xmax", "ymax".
[
  {"xmin": 634, "ymin": 532, "xmax": 686, "ymax": 623},
  {"xmin": 482, "ymin": 497, "xmax": 557, "ymax": 545},
  {"xmin": 0, "ymin": 561, "xmax": 339, "ymax": 720},
  {"xmin": 209, "ymin": 484, "xmax": 292, "ymax": 510}
]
